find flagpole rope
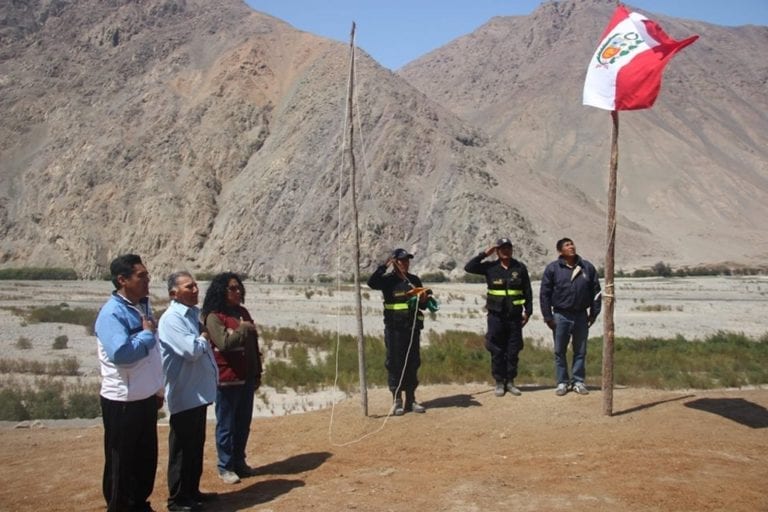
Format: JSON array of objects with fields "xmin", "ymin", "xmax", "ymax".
[
  {"xmin": 327, "ymin": 33, "xmax": 406, "ymax": 448},
  {"xmin": 603, "ymin": 217, "xmax": 617, "ymax": 298},
  {"xmin": 354, "ymin": 49, "xmax": 421, "ymax": 417},
  {"xmin": 328, "ymin": 32, "xmax": 353, "ymax": 446},
  {"xmin": 352, "ymin": 58, "xmax": 371, "ymax": 193}
]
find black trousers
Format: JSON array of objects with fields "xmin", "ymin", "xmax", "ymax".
[
  {"xmin": 485, "ymin": 313, "xmax": 524, "ymax": 383},
  {"xmin": 168, "ymin": 405, "xmax": 208, "ymax": 505},
  {"xmin": 101, "ymin": 394, "xmax": 158, "ymax": 512},
  {"xmin": 384, "ymin": 325, "xmax": 421, "ymax": 395}
]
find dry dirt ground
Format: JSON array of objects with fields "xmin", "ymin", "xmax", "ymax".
[{"xmin": 1, "ymin": 384, "xmax": 766, "ymax": 512}]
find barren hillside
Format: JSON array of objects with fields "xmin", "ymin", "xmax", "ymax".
[
  {"xmin": 400, "ymin": 0, "xmax": 768, "ymax": 268},
  {"xmin": 2, "ymin": 0, "xmax": 766, "ymax": 279},
  {"xmin": 0, "ymin": 0, "xmax": 638, "ymax": 279}
]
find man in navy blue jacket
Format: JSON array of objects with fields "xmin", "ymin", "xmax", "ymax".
[{"xmin": 539, "ymin": 238, "xmax": 601, "ymax": 396}]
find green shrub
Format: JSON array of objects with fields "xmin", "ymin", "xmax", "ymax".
[
  {"xmin": 0, "ymin": 358, "xmax": 45, "ymax": 374},
  {"xmin": 262, "ymin": 326, "xmax": 768, "ymax": 392},
  {"xmin": 0, "ymin": 267, "xmax": 79, "ymax": 280},
  {"xmin": 602, "ymin": 331, "xmax": 768, "ymax": 389},
  {"xmin": 421, "ymin": 271, "xmax": 449, "ymax": 283},
  {"xmin": 194, "ymin": 271, "xmax": 216, "ymax": 281},
  {"xmin": 15, "ymin": 337, "xmax": 32, "ymax": 350},
  {"xmin": 0, "ymin": 357, "xmax": 79, "ymax": 376},
  {"xmin": 66, "ymin": 392, "xmax": 101, "ymax": 418},
  {"xmin": 49, "ymin": 357, "xmax": 80, "ymax": 376},
  {"xmin": 0, "ymin": 379, "xmax": 100, "ymax": 420},
  {"xmin": 24, "ymin": 380, "xmax": 67, "ymax": 419},
  {"xmin": 66, "ymin": 382, "xmax": 101, "ymax": 418},
  {"xmin": 16, "ymin": 305, "xmax": 98, "ymax": 335},
  {"xmin": 0, "ymin": 388, "xmax": 29, "ymax": 421},
  {"xmin": 632, "ymin": 304, "xmax": 672, "ymax": 312},
  {"xmin": 261, "ymin": 326, "xmax": 340, "ymax": 350},
  {"xmin": 460, "ymin": 273, "xmax": 485, "ymax": 283},
  {"xmin": 52, "ymin": 335, "xmax": 69, "ymax": 350}
]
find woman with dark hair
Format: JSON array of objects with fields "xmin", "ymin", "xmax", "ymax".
[{"xmin": 201, "ymin": 272, "xmax": 262, "ymax": 485}]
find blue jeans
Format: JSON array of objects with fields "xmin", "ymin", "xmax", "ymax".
[
  {"xmin": 552, "ymin": 311, "xmax": 589, "ymax": 385},
  {"xmin": 215, "ymin": 379, "xmax": 255, "ymax": 473}
]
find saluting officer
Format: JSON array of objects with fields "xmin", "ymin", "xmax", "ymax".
[
  {"xmin": 367, "ymin": 248, "xmax": 433, "ymax": 416},
  {"xmin": 465, "ymin": 238, "xmax": 533, "ymax": 397}
]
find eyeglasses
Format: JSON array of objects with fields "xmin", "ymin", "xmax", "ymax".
[{"xmin": 227, "ymin": 285, "xmax": 242, "ymax": 292}]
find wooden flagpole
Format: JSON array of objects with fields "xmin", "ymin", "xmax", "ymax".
[
  {"xmin": 346, "ymin": 22, "xmax": 368, "ymax": 416},
  {"xmin": 602, "ymin": 110, "xmax": 619, "ymax": 416}
]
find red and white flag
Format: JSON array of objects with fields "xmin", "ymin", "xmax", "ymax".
[{"xmin": 583, "ymin": 5, "xmax": 698, "ymax": 111}]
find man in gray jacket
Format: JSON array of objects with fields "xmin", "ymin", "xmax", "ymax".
[{"xmin": 539, "ymin": 238, "xmax": 602, "ymax": 396}]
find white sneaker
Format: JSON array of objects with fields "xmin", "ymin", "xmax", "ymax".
[
  {"xmin": 406, "ymin": 401, "xmax": 426, "ymax": 413},
  {"xmin": 219, "ymin": 470, "xmax": 240, "ymax": 484},
  {"xmin": 573, "ymin": 382, "xmax": 589, "ymax": 395},
  {"xmin": 505, "ymin": 382, "xmax": 522, "ymax": 396},
  {"xmin": 555, "ymin": 383, "xmax": 568, "ymax": 396}
]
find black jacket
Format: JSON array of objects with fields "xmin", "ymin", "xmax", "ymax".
[
  {"xmin": 367, "ymin": 265, "xmax": 426, "ymax": 329},
  {"xmin": 539, "ymin": 255, "xmax": 602, "ymax": 321},
  {"xmin": 464, "ymin": 253, "xmax": 533, "ymax": 318}
]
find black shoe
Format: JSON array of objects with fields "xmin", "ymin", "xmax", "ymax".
[
  {"xmin": 235, "ymin": 464, "xmax": 258, "ymax": 477},
  {"xmin": 167, "ymin": 501, "xmax": 202, "ymax": 512},
  {"xmin": 192, "ymin": 491, "xmax": 218, "ymax": 503}
]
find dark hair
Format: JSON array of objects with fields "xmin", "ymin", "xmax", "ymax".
[
  {"xmin": 556, "ymin": 238, "xmax": 573, "ymax": 251},
  {"xmin": 110, "ymin": 254, "xmax": 143, "ymax": 289},
  {"xmin": 201, "ymin": 272, "xmax": 245, "ymax": 318}
]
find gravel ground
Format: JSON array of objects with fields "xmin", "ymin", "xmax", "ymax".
[{"xmin": 1, "ymin": 275, "xmax": 766, "ymax": 370}]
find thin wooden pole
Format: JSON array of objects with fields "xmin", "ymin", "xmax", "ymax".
[
  {"xmin": 346, "ymin": 22, "xmax": 368, "ymax": 416},
  {"xmin": 602, "ymin": 110, "xmax": 619, "ymax": 416}
]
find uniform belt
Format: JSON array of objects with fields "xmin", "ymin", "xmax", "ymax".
[
  {"xmin": 384, "ymin": 303, "xmax": 409, "ymax": 310},
  {"xmin": 487, "ymin": 289, "xmax": 523, "ymax": 296},
  {"xmin": 487, "ymin": 289, "xmax": 525, "ymax": 305}
]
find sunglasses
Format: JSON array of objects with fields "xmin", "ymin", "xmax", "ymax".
[{"xmin": 227, "ymin": 285, "xmax": 242, "ymax": 292}]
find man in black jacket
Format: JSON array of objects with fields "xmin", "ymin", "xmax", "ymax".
[
  {"xmin": 465, "ymin": 238, "xmax": 533, "ymax": 397},
  {"xmin": 539, "ymin": 237, "xmax": 602, "ymax": 396},
  {"xmin": 367, "ymin": 248, "xmax": 432, "ymax": 415}
]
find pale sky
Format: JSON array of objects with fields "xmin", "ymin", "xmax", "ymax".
[{"xmin": 244, "ymin": 0, "xmax": 768, "ymax": 70}]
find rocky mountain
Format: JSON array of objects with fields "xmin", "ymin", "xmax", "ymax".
[
  {"xmin": 0, "ymin": 0, "xmax": 644, "ymax": 279},
  {"xmin": 0, "ymin": 0, "xmax": 763, "ymax": 281},
  {"xmin": 400, "ymin": 0, "xmax": 768, "ymax": 269}
]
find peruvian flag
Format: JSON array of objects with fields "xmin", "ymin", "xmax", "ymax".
[{"xmin": 583, "ymin": 5, "xmax": 698, "ymax": 111}]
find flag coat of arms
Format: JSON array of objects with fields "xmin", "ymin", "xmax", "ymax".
[{"xmin": 583, "ymin": 5, "xmax": 698, "ymax": 111}]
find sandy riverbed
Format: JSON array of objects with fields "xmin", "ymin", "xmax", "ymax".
[{"xmin": 1, "ymin": 276, "xmax": 765, "ymax": 416}]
